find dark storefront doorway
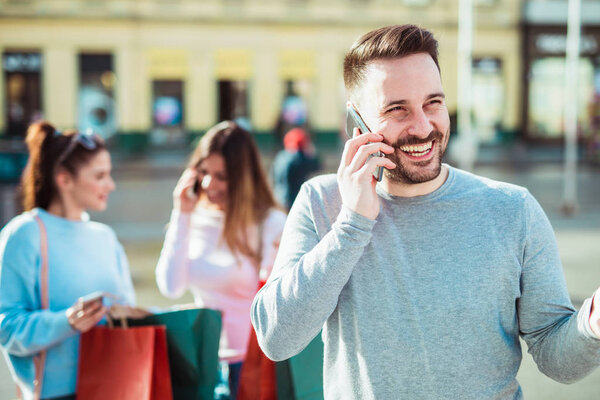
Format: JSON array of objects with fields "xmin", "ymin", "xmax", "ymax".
[{"xmin": 3, "ymin": 51, "xmax": 43, "ymax": 138}]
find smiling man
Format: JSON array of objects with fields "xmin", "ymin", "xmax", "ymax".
[{"xmin": 251, "ymin": 25, "xmax": 600, "ymax": 399}]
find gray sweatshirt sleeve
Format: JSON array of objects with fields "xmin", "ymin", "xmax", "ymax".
[
  {"xmin": 251, "ymin": 180, "xmax": 376, "ymax": 361},
  {"xmin": 518, "ymin": 192, "xmax": 600, "ymax": 383}
]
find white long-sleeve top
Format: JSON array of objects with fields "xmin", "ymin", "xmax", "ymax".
[{"xmin": 156, "ymin": 206, "xmax": 286, "ymax": 362}]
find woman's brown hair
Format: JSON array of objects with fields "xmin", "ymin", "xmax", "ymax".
[
  {"xmin": 188, "ymin": 121, "xmax": 279, "ymax": 266},
  {"xmin": 20, "ymin": 121, "xmax": 106, "ymax": 211}
]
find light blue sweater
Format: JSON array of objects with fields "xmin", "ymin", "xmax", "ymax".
[
  {"xmin": 0, "ymin": 208, "xmax": 135, "ymax": 399},
  {"xmin": 252, "ymin": 166, "xmax": 600, "ymax": 399}
]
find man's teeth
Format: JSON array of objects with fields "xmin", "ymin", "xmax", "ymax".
[{"xmin": 400, "ymin": 142, "xmax": 433, "ymax": 155}]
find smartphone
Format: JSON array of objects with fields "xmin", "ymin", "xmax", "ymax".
[
  {"xmin": 78, "ymin": 291, "xmax": 105, "ymax": 308},
  {"xmin": 345, "ymin": 106, "xmax": 384, "ymax": 181},
  {"xmin": 186, "ymin": 176, "xmax": 201, "ymax": 200},
  {"xmin": 78, "ymin": 291, "xmax": 118, "ymax": 308}
]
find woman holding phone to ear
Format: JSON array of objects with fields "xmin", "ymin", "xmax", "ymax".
[
  {"xmin": 155, "ymin": 121, "xmax": 286, "ymax": 398},
  {"xmin": 0, "ymin": 121, "xmax": 136, "ymax": 400}
]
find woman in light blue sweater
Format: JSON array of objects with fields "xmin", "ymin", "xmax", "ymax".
[{"xmin": 0, "ymin": 121, "xmax": 136, "ymax": 400}]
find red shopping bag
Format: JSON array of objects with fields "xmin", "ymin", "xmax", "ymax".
[
  {"xmin": 76, "ymin": 324, "xmax": 173, "ymax": 400},
  {"xmin": 237, "ymin": 327, "xmax": 278, "ymax": 400},
  {"xmin": 238, "ymin": 280, "xmax": 277, "ymax": 400}
]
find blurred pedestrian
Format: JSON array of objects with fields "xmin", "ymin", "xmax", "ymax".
[
  {"xmin": 252, "ymin": 24, "xmax": 600, "ymax": 399},
  {"xmin": 273, "ymin": 90, "xmax": 309, "ymax": 148},
  {"xmin": 155, "ymin": 121, "xmax": 286, "ymax": 399},
  {"xmin": 272, "ymin": 127, "xmax": 320, "ymax": 211},
  {"xmin": 0, "ymin": 121, "xmax": 136, "ymax": 400}
]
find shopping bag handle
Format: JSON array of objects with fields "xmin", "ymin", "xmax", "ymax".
[{"xmin": 106, "ymin": 313, "xmax": 128, "ymax": 329}]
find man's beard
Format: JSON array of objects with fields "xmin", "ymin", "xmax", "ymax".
[{"xmin": 384, "ymin": 130, "xmax": 447, "ymax": 184}]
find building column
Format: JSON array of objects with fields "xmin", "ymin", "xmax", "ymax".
[
  {"xmin": 115, "ymin": 46, "xmax": 150, "ymax": 152},
  {"xmin": 252, "ymin": 49, "xmax": 279, "ymax": 133},
  {"xmin": 43, "ymin": 46, "xmax": 77, "ymax": 129},
  {"xmin": 502, "ymin": 33, "xmax": 521, "ymax": 132},
  {"xmin": 187, "ymin": 50, "xmax": 215, "ymax": 133},
  {"xmin": 314, "ymin": 50, "xmax": 343, "ymax": 144},
  {"xmin": 116, "ymin": 46, "xmax": 149, "ymax": 133}
]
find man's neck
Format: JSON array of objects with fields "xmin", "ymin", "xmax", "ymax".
[{"xmin": 379, "ymin": 165, "xmax": 449, "ymax": 198}]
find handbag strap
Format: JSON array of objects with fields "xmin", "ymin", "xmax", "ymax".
[{"xmin": 32, "ymin": 215, "xmax": 48, "ymax": 400}]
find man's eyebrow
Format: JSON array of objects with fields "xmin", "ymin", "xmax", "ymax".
[
  {"xmin": 383, "ymin": 93, "xmax": 446, "ymax": 109},
  {"xmin": 427, "ymin": 92, "xmax": 446, "ymax": 100},
  {"xmin": 383, "ymin": 99, "xmax": 407, "ymax": 109}
]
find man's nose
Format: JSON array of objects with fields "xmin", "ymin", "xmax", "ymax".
[{"xmin": 406, "ymin": 109, "xmax": 434, "ymax": 138}]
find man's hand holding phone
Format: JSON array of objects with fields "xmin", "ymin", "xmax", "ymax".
[
  {"xmin": 173, "ymin": 168, "xmax": 200, "ymax": 213},
  {"xmin": 337, "ymin": 130, "xmax": 395, "ymax": 220}
]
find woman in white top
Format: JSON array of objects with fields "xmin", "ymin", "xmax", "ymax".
[{"xmin": 155, "ymin": 121, "xmax": 286, "ymax": 398}]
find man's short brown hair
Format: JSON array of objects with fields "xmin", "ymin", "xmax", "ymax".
[{"xmin": 343, "ymin": 24, "xmax": 440, "ymax": 97}]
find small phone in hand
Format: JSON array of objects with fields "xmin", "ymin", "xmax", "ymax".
[
  {"xmin": 78, "ymin": 291, "xmax": 105, "ymax": 308},
  {"xmin": 78, "ymin": 291, "xmax": 118, "ymax": 308},
  {"xmin": 345, "ymin": 105, "xmax": 384, "ymax": 182},
  {"xmin": 186, "ymin": 177, "xmax": 200, "ymax": 200}
]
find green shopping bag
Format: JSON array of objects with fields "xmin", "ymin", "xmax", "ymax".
[
  {"xmin": 276, "ymin": 334, "xmax": 324, "ymax": 400},
  {"xmin": 126, "ymin": 308, "xmax": 222, "ymax": 400}
]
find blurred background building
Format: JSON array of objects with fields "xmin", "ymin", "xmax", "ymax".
[{"xmin": 0, "ymin": 0, "xmax": 599, "ymax": 155}]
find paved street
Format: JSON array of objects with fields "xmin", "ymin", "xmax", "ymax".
[{"xmin": 1, "ymin": 149, "xmax": 600, "ymax": 399}]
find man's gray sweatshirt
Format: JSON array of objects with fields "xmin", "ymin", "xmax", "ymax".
[{"xmin": 251, "ymin": 166, "xmax": 600, "ymax": 399}]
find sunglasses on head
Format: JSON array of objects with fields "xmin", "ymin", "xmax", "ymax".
[{"xmin": 54, "ymin": 129, "xmax": 100, "ymax": 170}]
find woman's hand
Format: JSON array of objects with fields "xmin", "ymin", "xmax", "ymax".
[
  {"xmin": 173, "ymin": 168, "xmax": 200, "ymax": 213},
  {"xmin": 337, "ymin": 130, "xmax": 395, "ymax": 220},
  {"xmin": 108, "ymin": 304, "xmax": 152, "ymax": 320},
  {"xmin": 65, "ymin": 298, "xmax": 107, "ymax": 333}
]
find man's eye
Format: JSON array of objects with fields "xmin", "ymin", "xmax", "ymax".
[{"xmin": 388, "ymin": 106, "xmax": 407, "ymax": 113}]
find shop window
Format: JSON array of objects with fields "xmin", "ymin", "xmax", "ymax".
[
  {"xmin": 152, "ymin": 80, "xmax": 185, "ymax": 145},
  {"xmin": 78, "ymin": 53, "xmax": 116, "ymax": 138},
  {"xmin": 3, "ymin": 51, "xmax": 43, "ymax": 137},
  {"xmin": 472, "ymin": 58, "xmax": 504, "ymax": 143},
  {"xmin": 218, "ymin": 80, "xmax": 250, "ymax": 129},
  {"xmin": 528, "ymin": 57, "xmax": 595, "ymax": 138}
]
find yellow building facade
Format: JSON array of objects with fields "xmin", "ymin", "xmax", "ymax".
[{"xmin": 0, "ymin": 0, "xmax": 522, "ymax": 151}]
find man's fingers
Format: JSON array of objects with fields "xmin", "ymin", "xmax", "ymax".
[
  {"xmin": 355, "ymin": 156, "xmax": 396, "ymax": 181},
  {"xmin": 347, "ymin": 142, "xmax": 394, "ymax": 174},
  {"xmin": 341, "ymin": 132, "xmax": 385, "ymax": 167}
]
